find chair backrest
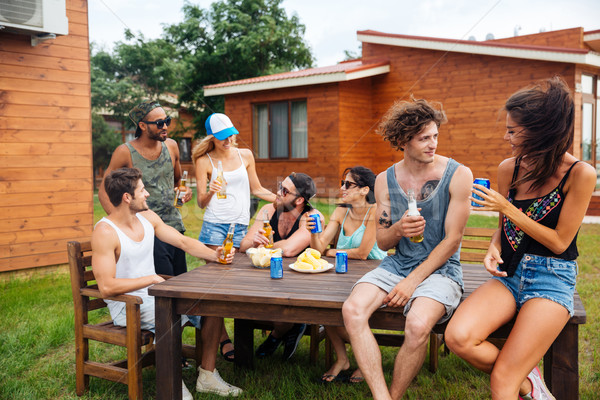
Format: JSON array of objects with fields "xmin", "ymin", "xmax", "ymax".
[
  {"xmin": 459, "ymin": 227, "xmax": 496, "ymax": 263},
  {"xmin": 67, "ymin": 241, "xmax": 106, "ymax": 324}
]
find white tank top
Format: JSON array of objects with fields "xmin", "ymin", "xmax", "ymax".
[
  {"xmin": 96, "ymin": 214, "xmax": 155, "ymax": 320},
  {"xmin": 204, "ymin": 149, "xmax": 251, "ymax": 225}
]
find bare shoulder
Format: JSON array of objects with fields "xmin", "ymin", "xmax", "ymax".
[
  {"xmin": 329, "ymin": 206, "xmax": 346, "ymax": 223},
  {"xmin": 451, "ymin": 164, "xmax": 474, "ymax": 186},
  {"xmin": 498, "ymin": 157, "xmax": 517, "ymax": 175},
  {"xmin": 108, "ymin": 144, "xmax": 133, "ymax": 169},
  {"xmin": 569, "ymin": 158, "xmax": 597, "ymax": 185},
  {"xmin": 92, "ymin": 220, "xmax": 118, "ymax": 247},
  {"xmin": 139, "ymin": 210, "xmax": 161, "ymax": 227},
  {"xmin": 239, "ymin": 148, "xmax": 255, "ymax": 166},
  {"xmin": 165, "ymin": 138, "xmax": 180, "ymax": 153}
]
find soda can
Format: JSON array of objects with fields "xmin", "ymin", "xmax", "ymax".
[
  {"xmin": 310, "ymin": 213, "xmax": 322, "ymax": 233},
  {"xmin": 335, "ymin": 251, "xmax": 348, "ymax": 274},
  {"xmin": 472, "ymin": 178, "xmax": 490, "ymax": 207},
  {"xmin": 270, "ymin": 255, "xmax": 283, "ymax": 279}
]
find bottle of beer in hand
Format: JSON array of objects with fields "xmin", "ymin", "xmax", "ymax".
[
  {"xmin": 218, "ymin": 224, "xmax": 235, "ymax": 264},
  {"xmin": 216, "ymin": 160, "xmax": 227, "ymax": 199},
  {"xmin": 407, "ymin": 189, "xmax": 424, "ymax": 243},
  {"xmin": 173, "ymin": 170, "xmax": 188, "ymax": 208},
  {"xmin": 262, "ymin": 209, "xmax": 274, "ymax": 248}
]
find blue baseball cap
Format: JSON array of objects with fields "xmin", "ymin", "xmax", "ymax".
[{"xmin": 205, "ymin": 113, "xmax": 239, "ymax": 140}]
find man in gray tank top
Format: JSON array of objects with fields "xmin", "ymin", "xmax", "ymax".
[
  {"xmin": 343, "ymin": 98, "xmax": 473, "ymax": 399},
  {"xmin": 98, "ymin": 100, "xmax": 192, "ymax": 276}
]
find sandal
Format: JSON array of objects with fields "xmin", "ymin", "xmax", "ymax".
[{"xmin": 220, "ymin": 339, "xmax": 235, "ymax": 362}]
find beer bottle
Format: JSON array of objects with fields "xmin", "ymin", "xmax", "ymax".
[
  {"xmin": 262, "ymin": 209, "xmax": 274, "ymax": 248},
  {"xmin": 216, "ymin": 160, "xmax": 227, "ymax": 199},
  {"xmin": 407, "ymin": 189, "xmax": 424, "ymax": 243},
  {"xmin": 173, "ymin": 170, "xmax": 188, "ymax": 208},
  {"xmin": 218, "ymin": 224, "xmax": 235, "ymax": 264}
]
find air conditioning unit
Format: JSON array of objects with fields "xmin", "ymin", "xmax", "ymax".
[{"xmin": 0, "ymin": 0, "xmax": 68, "ymax": 36}]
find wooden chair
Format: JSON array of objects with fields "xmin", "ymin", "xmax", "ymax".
[
  {"xmin": 323, "ymin": 226, "xmax": 496, "ymax": 373},
  {"xmin": 67, "ymin": 240, "xmax": 201, "ymax": 399}
]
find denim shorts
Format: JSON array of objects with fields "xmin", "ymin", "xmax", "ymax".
[
  {"xmin": 493, "ymin": 254, "xmax": 578, "ymax": 316},
  {"xmin": 199, "ymin": 221, "xmax": 248, "ymax": 247},
  {"xmin": 354, "ymin": 268, "xmax": 463, "ymax": 324}
]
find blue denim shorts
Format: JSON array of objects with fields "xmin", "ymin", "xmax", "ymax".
[
  {"xmin": 493, "ymin": 254, "xmax": 578, "ymax": 316},
  {"xmin": 199, "ymin": 221, "xmax": 248, "ymax": 247}
]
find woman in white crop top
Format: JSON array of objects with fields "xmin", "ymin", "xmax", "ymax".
[{"xmin": 192, "ymin": 113, "xmax": 276, "ymax": 361}]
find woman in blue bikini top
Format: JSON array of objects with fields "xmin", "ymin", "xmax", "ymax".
[{"xmin": 307, "ymin": 165, "xmax": 386, "ymax": 260}]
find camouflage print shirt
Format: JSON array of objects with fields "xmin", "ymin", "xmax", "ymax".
[{"xmin": 126, "ymin": 142, "xmax": 184, "ymax": 232}]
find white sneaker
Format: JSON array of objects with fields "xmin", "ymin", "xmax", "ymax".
[
  {"xmin": 182, "ymin": 380, "xmax": 194, "ymax": 400},
  {"xmin": 525, "ymin": 366, "xmax": 556, "ymax": 400},
  {"xmin": 196, "ymin": 367, "xmax": 243, "ymax": 397}
]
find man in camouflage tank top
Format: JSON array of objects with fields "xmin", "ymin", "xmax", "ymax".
[{"xmin": 99, "ymin": 100, "xmax": 192, "ymax": 276}]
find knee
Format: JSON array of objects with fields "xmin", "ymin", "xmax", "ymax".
[
  {"xmin": 342, "ymin": 299, "xmax": 365, "ymax": 332},
  {"xmin": 444, "ymin": 323, "xmax": 472, "ymax": 356},
  {"xmin": 404, "ymin": 318, "xmax": 432, "ymax": 348}
]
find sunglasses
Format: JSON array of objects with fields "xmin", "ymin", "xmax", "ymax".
[
  {"xmin": 142, "ymin": 116, "xmax": 171, "ymax": 129},
  {"xmin": 340, "ymin": 180, "xmax": 359, "ymax": 189},
  {"xmin": 278, "ymin": 182, "xmax": 300, "ymax": 198}
]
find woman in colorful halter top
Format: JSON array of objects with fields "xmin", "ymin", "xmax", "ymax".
[{"xmin": 446, "ymin": 77, "xmax": 596, "ymax": 400}]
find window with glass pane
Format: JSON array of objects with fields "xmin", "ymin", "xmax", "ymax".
[
  {"xmin": 582, "ymin": 103, "xmax": 593, "ymax": 161},
  {"xmin": 582, "ymin": 74, "xmax": 594, "ymax": 94},
  {"xmin": 179, "ymin": 138, "xmax": 191, "ymax": 162},
  {"xmin": 253, "ymin": 105, "xmax": 269, "ymax": 159},
  {"xmin": 252, "ymin": 100, "xmax": 308, "ymax": 160}
]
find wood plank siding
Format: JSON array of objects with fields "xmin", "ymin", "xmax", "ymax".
[
  {"xmin": 225, "ymin": 84, "xmax": 341, "ymax": 197},
  {"xmin": 0, "ymin": 0, "xmax": 92, "ymax": 272},
  {"xmin": 361, "ymin": 42, "xmax": 577, "ymax": 190}
]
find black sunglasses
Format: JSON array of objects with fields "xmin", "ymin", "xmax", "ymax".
[
  {"xmin": 340, "ymin": 180, "xmax": 359, "ymax": 189},
  {"xmin": 278, "ymin": 182, "xmax": 300, "ymax": 198},
  {"xmin": 142, "ymin": 116, "xmax": 171, "ymax": 129}
]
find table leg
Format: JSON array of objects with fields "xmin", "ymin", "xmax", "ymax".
[
  {"xmin": 543, "ymin": 323, "xmax": 579, "ymax": 399},
  {"xmin": 233, "ymin": 319, "xmax": 254, "ymax": 368},
  {"xmin": 155, "ymin": 296, "xmax": 182, "ymax": 400}
]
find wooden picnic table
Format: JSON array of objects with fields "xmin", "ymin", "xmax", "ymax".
[{"xmin": 149, "ymin": 255, "xmax": 585, "ymax": 400}]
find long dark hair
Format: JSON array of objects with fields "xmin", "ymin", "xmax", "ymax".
[
  {"xmin": 505, "ymin": 76, "xmax": 574, "ymax": 190},
  {"xmin": 343, "ymin": 166, "xmax": 377, "ymax": 204}
]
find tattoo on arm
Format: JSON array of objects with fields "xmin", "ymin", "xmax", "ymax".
[
  {"xmin": 379, "ymin": 210, "xmax": 392, "ymax": 228},
  {"xmin": 420, "ymin": 180, "xmax": 440, "ymax": 200}
]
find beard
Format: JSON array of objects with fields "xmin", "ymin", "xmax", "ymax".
[
  {"xmin": 130, "ymin": 201, "xmax": 149, "ymax": 213},
  {"xmin": 274, "ymin": 197, "xmax": 297, "ymax": 213},
  {"xmin": 148, "ymin": 129, "xmax": 167, "ymax": 142}
]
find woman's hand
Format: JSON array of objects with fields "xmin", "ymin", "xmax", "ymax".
[
  {"xmin": 483, "ymin": 245, "xmax": 506, "ymax": 277},
  {"xmin": 470, "ymin": 185, "xmax": 510, "ymax": 212},
  {"xmin": 208, "ymin": 179, "xmax": 222, "ymax": 194}
]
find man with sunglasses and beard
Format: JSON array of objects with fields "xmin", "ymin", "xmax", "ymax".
[
  {"xmin": 240, "ymin": 172, "xmax": 325, "ymax": 361},
  {"xmin": 99, "ymin": 100, "xmax": 192, "ymax": 278}
]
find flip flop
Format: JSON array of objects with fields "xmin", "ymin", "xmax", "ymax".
[
  {"xmin": 320, "ymin": 371, "xmax": 350, "ymax": 384},
  {"xmin": 348, "ymin": 370, "xmax": 365, "ymax": 384},
  {"xmin": 220, "ymin": 339, "xmax": 235, "ymax": 362}
]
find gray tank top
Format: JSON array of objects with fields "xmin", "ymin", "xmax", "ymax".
[
  {"xmin": 126, "ymin": 142, "xmax": 184, "ymax": 232},
  {"xmin": 378, "ymin": 159, "xmax": 463, "ymax": 288}
]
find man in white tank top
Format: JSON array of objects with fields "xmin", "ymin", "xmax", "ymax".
[{"xmin": 92, "ymin": 168, "xmax": 242, "ymax": 398}]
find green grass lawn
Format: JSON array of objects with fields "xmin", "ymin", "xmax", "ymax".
[{"xmin": 1, "ymin": 195, "xmax": 598, "ymax": 399}]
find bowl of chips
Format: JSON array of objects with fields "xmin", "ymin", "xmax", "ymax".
[{"xmin": 246, "ymin": 247, "xmax": 283, "ymax": 268}]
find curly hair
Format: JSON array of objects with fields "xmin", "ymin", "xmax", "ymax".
[
  {"xmin": 377, "ymin": 97, "xmax": 447, "ymax": 151},
  {"xmin": 505, "ymin": 76, "xmax": 574, "ymax": 191}
]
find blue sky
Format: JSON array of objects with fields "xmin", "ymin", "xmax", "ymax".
[{"xmin": 88, "ymin": 0, "xmax": 600, "ymax": 67}]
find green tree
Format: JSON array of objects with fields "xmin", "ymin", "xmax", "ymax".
[{"xmin": 163, "ymin": 0, "xmax": 314, "ymax": 134}]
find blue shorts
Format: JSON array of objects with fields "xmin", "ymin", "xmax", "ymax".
[
  {"xmin": 493, "ymin": 254, "xmax": 578, "ymax": 316},
  {"xmin": 199, "ymin": 221, "xmax": 248, "ymax": 248},
  {"xmin": 354, "ymin": 268, "xmax": 463, "ymax": 324}
]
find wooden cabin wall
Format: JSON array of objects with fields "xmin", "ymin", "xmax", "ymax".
[
  {"xmin": 361, "ymin": 42, "xmax": 576, "ymax": 191},
  {"xmin": 224, "ymin": 84, "xmax": 341, "ymax": 197},
  {"xmin": 0, "ymin": 0, "xmax": 92, "ymax": 272}
]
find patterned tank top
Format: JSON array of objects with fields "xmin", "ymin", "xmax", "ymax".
[
  {"xmin": 126, "ymin": 142, "xmax": 184, "ymax": 232},
  {"xmin": 500, "ymin": 159, "xmax": 579, "ymax": 276}
]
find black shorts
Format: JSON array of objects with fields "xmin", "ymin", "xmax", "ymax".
[{"xmin": 153, "ymin": 234, "xmax": 187, "ymax": 276}]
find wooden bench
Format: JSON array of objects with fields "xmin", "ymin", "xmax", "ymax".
[{"xmin": 323, "ymin": 227, "xmax": 586, "ymax": 399}]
